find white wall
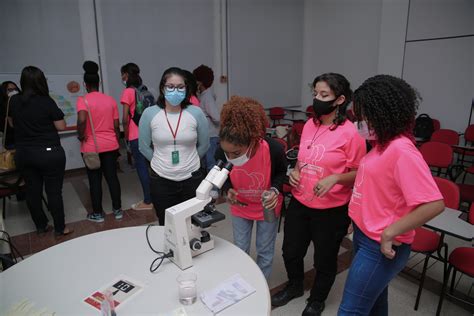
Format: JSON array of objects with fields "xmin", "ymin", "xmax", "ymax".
[
  {"xmin": 98, "ymin": 0, "xmax": 216, "ymax": 105},
  {"xmin": 0, "ymin": 0, "xmax": 83, "ymax": 74},
  {"xmin": 300, "ymin": 0, "xmax": 383, "ymax": 108},
  {"xmin": 227, "ymin": 0, "xmax": 304, "ymax": 108},
  {"xmin": 402, "ymin": 0, "xmax": 474, "ymax": 132}
]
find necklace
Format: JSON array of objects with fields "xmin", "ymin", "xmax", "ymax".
[{"xmin": 307, "ymin": 123, "xmax": 331, "ymax": 149}]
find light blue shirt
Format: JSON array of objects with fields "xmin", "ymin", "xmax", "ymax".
[{"xmin": 139, "ymin": 105, "xmax": 209, "ymax": 181}]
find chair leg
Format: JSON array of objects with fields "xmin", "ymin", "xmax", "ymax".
[
  {"xmin": 414, "ymin": 254, "xmax": 430, "ymax": 310},
  {"xmin": 450, "ymin": 269, "xmax": 457, "ymax": 294},
  {"xmin": 436, "ymin": 264, "xmax": 453, "ymax": 316}
]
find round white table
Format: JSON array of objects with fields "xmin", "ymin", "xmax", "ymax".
[{"xmin": 0, "ymin": 226, "xmax": 271, "ymax": 315}]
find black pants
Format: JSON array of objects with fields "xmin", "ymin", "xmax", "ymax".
[
  {"xmin": 149, "ymin": 169, "xmax": 204, "ymax": 225},
  {"xmin": 282, "ymin": 197, "xmax": 350, "ymax": 302},
  {"xmin": 84, "ymin": 150, "xmax": 121, "ymax": 214},
  {"xmin": 15, "ymin": 146, "xmax": 66, "ymax": 233}
]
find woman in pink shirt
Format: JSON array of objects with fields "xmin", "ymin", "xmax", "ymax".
[
  {"xmin": 338, "ymin": 75, "xmax": 444, "ymax": 315},
  {"xmin": 271, "ymin": 73, "xmax": 366, "ymax": 316},
  {"xmin": 120, "ymin": 63, "xmax": 153, "ymax": 211},
  {"xmin": 214, "ymin": 96, "xmax": 287, "ymax": 279},
  {"xmin": 77, "ymin": 61, "xmax": 122, "ymax": 222}
]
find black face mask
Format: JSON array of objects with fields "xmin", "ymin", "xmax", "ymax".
[{"xmin": 312, "ymin": 98, "xmax": 337, "ymax": 117}]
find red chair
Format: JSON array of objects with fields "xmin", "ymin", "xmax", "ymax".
[
  {"xmin": 436, "ymin": 205, "xmax": 474, "ymax": 315},
  {"xmin": 269, "ymin": 107, "xmax": 286, "ymax": 127},
  {"xmin": 432, "ymin": 119, "xmax": 441, "ymax": 131},
  {"xmin": 455, "ymin": 124, "xmax": 474, "ymax": 165},
  {"xmin": 419, "ymin": 142, "xmax": 453, "ymax": 177},
  {"xmin": 458, "ymin": 165, "xmax": 474, "ymax": 208},
  {"xmin": 288, "ymin": 120, "xmax": 305, "ymax": 148},
  {"xmin": 411, "ymin": 176, "xmax": 458, "ymax": 310},
  {"xmin": 430, "ymin": 129, "xmax": 459, "ymax": 146}
]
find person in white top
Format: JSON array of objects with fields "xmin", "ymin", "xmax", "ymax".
[
  {"xmin": 139, "ymin": 67, "xmax": 209, "ymax": 225},
  {"xmin": 193, "ymin": 65, "xmax": 222, "ymax": 171}
]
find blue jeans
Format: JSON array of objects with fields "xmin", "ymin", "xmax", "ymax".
[
  {"xmin": 129, "ymin": 139, "xmax": 151, "ymax": 204},
  {"xmin": 338, "ymin": 225, "xmax": 411, "ymax": 316},
  {"xmin": 206, "ymin": 137, "xmax": 219, "ymax": 171},
  {"xmin": 232, "ymin": 215, "xmax": 278, "ymax": 279}
]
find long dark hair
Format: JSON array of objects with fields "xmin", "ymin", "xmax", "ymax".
[
  {"xmin": 312, "ymin": 73, "xmax": 352, "ymax": 129},
  {"xmin": 353, "ymin": 74, "xmax": 420, "ymax": 149},
  {"xmin": 121, "ymin": 62, "xmax": 142, "ymax": 88},
  {"xmin": 20, "ymin": 66, "xmax": 50, "ymax": 101},
  {"xmin": 157, "ymin": 67, "xmax": 190, "ymax": 109}
]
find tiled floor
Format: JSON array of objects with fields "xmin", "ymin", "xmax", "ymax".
[{"xmin": 1, "ymin": 155, "xmax": 473, "ymax": 315}]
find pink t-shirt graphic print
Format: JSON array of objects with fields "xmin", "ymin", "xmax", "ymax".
[
  {"xmin": 230, "ymin": 139, "xmax": 283, "ymax": 221},
  {"xmin": 292, "ymin": 120, "xmax": 365, "ymax": 209}
]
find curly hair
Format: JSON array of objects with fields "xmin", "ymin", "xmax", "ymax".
[
  {"xmin": 193, "ymin": 65, "xmax": 214, "ymax": 89},
  {"xmin": 312, "ymin": 73, "xmax": 352, "ymax": 129},
  {"xmin": 353, "ymin": 74, "xmax": 421, "ymax": 149},
  {"xmin": 219, "ymin": 96, "xmax": 268, "ymax": 146}
]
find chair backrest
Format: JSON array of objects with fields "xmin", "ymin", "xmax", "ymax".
[
  {"xmin": 288, "ymin": 120, "xmax": 305, "ymax": 148},
  {"xmin": 464, "ymin": 124, "xmax": 474, "ymax": 143},
  {"xmin": 432, "ymin": 119, "xmax": 441, "ymax": 131},
  {"xmin": 433, "ymin": 176, "xmax": 460, "ymax": 209},
  {"xmin": 430, "ymin": 129, "xmax": 459, "ymax": 145},
  {"xmin": 269, "ymin": 107, "xmax": 285, "ymax": 120},
  {"xmin": 419, "ymin": 141, "xmax": 453, "ymax": 168}
]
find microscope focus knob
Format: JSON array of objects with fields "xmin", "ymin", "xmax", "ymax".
[{"xmin": 190, "ymin": 238, "xmax": 202, "ymax": 251}]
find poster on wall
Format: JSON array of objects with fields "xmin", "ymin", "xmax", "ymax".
[{"xmin": 0, "ymin": 73, "xmax": 84, "ymax": 129}]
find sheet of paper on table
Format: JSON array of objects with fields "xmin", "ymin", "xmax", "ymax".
[
  {"xmin": 83, "ymin": 274, "xmax": 144, "ymax": 311},
  {"xmin": 200, "ymin": 274, "xmax": 256, "ymax": 314}
]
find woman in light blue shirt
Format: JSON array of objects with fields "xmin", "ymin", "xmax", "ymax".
[{"xmin": 139, "ymin": 67, "xmax": 209, "ymax": 225}]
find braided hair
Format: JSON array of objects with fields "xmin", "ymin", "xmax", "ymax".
[
  {"xmin": 353, "ymin": 74, "xmax": 421, "ymax": 149},
  {"xmin": 219, "ymin": 96, "xmax": 268, "ymax": 146}
]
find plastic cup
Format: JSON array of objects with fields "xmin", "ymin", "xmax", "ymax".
[{"xmin": 177, "ymin": 272, "xmax": 197, "ymax": 305}]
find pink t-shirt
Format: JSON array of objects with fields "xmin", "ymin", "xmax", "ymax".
[
  {"xmin": 230, "ymin": 139, "xmax": 283, "ymax": 221},
  {"xmin": 349, "ymin": 136, "xmax": 443, "ymax": 244},
  {"xmin": 76, "ymin": 92, "xmax": 119, "ymax": 153},
  {"xmin": 120, "ymin": 88, "xmax": 139, "ymax": 141},
  {"xmin": 293, "ymin": 119, "xmax": 366, "ymax": 209},
  {"xmin": 190, "ymin": 95, "xmax": 200, "ymax": 107}
]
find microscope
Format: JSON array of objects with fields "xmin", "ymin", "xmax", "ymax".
[{"xmin": 164, "ymin": 160, "xmax": 233, "ymax": 270}]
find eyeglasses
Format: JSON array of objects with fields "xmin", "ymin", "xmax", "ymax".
[
  {"xmin": 164, "ymin": 85, "xmax": 186, "ymax": 93},
  {"xmin": 6, "ymin": 88, "xmax": 18, "ymax": 93}
]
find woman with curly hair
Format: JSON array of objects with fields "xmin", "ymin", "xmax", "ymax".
[
  {"xmin": 271, "ymin": 73, "xmax": 366, "ymax": 316},
  {"xmin": 338, "ymin": 75, "xmax": 444, "ymax": 315},
  {"xmin": 215, "ymin": 96, "xmax": 287, "ymax": 279}
]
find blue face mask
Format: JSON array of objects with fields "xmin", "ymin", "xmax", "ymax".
[{"xmin": 165, "ymin": 90, "xmax": 186, "ymax": 106}]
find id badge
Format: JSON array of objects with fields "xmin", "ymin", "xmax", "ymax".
[{"xmin": 172, "ymin": 150, "xmax": 180, "ymax": 164}]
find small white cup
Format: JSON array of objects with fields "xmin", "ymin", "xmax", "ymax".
[{"xmin": 177, "ymin": 272, "xmax": 197, "ymax": 305}]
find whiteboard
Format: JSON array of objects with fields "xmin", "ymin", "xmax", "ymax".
[{"xmin": 0, "ymin": 73, "xmax": 84, "ymax": 128}]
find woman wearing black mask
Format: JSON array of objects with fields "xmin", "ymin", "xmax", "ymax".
[{"xmin": 271, "ymin": 73, "xmax": 366, "ymax": 316}]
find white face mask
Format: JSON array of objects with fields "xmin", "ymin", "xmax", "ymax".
[
  {"xmin": 355, "ymin": 121, "xmax": 376, "ymax": 140},
  {"xmin": 7, "ymin": 90, "xmax": 18, "ymax": 98},
  {"xmin": 224, "ymin": 145, "xmax": 252, "ymax": 167},
  {"xmin": 122, "ymin": 80, "xmax": 127, "ymax": 87}
]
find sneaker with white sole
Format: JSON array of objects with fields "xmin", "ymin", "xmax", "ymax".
[
  {"xmin": 113, "ymin": 209, "xmax": 123, "ymax": 220},
  {"xmin": 87, "ymin": 212, "xmax": 105, "ymax": 223}
]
